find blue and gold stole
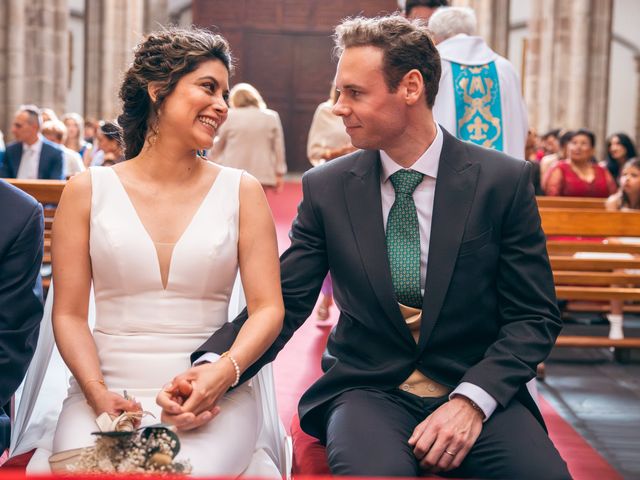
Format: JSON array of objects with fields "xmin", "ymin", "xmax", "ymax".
[{"xmin": 450, "ymin": 61, "xmax": 504, "ymax": 151}]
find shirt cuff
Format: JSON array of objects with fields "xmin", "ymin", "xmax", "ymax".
[
  {"xmin": 450, "ymin": 382, "xmax": 498, "ymax": 422},
  {"xmin": 193, "ymin": 352, "xmax": 221, "ymax": 366}
]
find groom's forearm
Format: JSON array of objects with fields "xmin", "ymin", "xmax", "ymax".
[{"xmin": 191, "ymin": 308, "xmax": 249, "ymax": 364}]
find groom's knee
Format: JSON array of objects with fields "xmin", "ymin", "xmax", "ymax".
[{"xmin": 323, "ymin": 389, "xmax": 420, "ymax": 477}]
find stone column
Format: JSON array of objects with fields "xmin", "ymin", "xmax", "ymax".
[
  {"xmin": 451, "ymin": 0, "xmax": 510, "ymax": 57},
  {"xmin": 586, "ymin": 0, "xmax": 613, "ymax": 158},
  {"xmin": 84, "ymin": 0, "xmax": 144, "ymax": 122},
  {"xmin": 525, "ymin": 0, "xmax": 612, "ymax": 158},
  {"xmin": 0, "ymin": 0, "xmax": 68, "ymax": 137},
  {"xmin": 144, "ymin": 0, "xmax": 169, "ymax": 34}
]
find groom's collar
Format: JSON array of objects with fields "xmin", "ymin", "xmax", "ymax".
[{"xmin": 379, "ymin": 124, "xmax": 442, "ymax": 182}]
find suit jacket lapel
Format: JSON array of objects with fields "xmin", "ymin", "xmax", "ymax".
[
  {"xmin": 418, "ymin": 130, "xmax": 480, "ymax": 352},
  {"xmin": 37, "ymin": 144, "xmax": 48, "ymax": 179},
  {"xmin": 12, "ymin": 144, "xmax": 23, "ymax": 177},
  {"xmin": 343, "ymin": 150, "xmax": 415, "ymax": 346}
]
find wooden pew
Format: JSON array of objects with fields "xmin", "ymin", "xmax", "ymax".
[
  {"xmin": 5, "ymin": 179, "xmax": 66, "ymax": 292},
  {"xmin": 536, "ymin": 196, "xmax": 606, "ymax": 209},
  {"xmin": 5, "ymin": 179, "xmax": 66, "ymax": 204},
  {"xmin": 539, "ymin": 207, "xmax": 640, "ymax": 350}
]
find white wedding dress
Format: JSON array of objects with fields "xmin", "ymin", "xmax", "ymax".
[{"xmin": 10, "ymin": 166, "xmax": 290, "ymax": 477}]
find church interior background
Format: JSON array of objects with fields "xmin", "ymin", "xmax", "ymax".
[{"xmin": 1, "ymin": 0, "xmax": 639, "ymax": 171}]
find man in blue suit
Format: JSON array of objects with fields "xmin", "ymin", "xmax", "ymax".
[
  {"xmin": 0, "ymin": 105, "xmax": 64, "ymax": 180},
  {"xmin": 0, "ymin": 180, "xmax": 44, "ymax": 452}
]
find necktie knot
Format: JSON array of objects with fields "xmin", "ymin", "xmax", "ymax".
[{"xmin": 390, "ymin": 169, "xmax": 423, "ymax": 196}]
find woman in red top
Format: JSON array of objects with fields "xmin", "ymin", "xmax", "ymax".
[{"xmin": 545, "ymin": 129, "xmax": 617, "ymax": 197}]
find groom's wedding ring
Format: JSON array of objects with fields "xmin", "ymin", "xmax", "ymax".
[{"xmin": 444, "ymin": 450, "xmax": 456, "ymax": 457}]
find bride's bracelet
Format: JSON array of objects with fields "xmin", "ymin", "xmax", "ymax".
[
  {"xmin": 220, "ymin": 351, "xmax": 241, "ymax": 388},
  {"xmin": 84, "ymin": 379, "xmax": 106, "ymax": 390}
]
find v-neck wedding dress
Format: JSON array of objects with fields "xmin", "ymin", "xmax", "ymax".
[{"xmin": 11, "ymin": 166, "xmax": 288, "ymax": 477}]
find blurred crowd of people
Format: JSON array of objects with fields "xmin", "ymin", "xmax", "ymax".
[
  {"xmin": 0, "ymin": 105, "xmax": 124, "ymax": 180},
  {"xmin": 525, "ymin": 127, "xmax": 637, "ymax": 202}
]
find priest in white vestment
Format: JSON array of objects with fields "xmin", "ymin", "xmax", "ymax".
[{"xmin": 429, "ymin": 7, "xmax": 528, "ymax": 159}]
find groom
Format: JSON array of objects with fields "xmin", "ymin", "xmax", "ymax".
[{"xmin": 160, "ymin": 15, "xmax": 569, "ymax": 479}]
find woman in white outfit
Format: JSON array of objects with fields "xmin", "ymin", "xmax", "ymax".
[{"xmin": 46, "ymin": 27, "xmax": 284, "ymax": 476}]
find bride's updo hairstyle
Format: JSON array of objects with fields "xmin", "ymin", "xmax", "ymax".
[{"xmin": 118, "ymin": 27, "xmax": 233, "ymax": 159}]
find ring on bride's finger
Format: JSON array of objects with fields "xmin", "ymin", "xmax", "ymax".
[{"xmin": 444, "ymin": 449, "xmax": 456, "ymax": 456}]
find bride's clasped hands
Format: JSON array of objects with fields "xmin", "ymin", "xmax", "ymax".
[{"xmin": 157, "ymin": 360, "xmax": 238, "ymax": 431}]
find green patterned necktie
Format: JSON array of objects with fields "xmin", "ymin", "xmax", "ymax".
[{"xmin": 386, "ymin": 169, "xmax": 424, "ymax": 308}]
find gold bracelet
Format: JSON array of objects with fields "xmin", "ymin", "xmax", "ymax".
[
  {"xmin": 221, "ymin": 351, "xmax": 241, "ymax": 388},
  {"xmin": 84, "ymin": 379, "xmax": 106, "ymax": 390}
]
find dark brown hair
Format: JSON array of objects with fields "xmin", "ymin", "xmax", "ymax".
[
  {"xmin": 620, "ymin": 157, "xmax": 640, "ymax": 209},
  {"xmin": 405, "ymin": 0, "xmax": 448, "ymax": 16},
  {"xmin": 333, "ymin": 15, "xmax": 441, "ymax": 107},
  {"xmin": 118, "ymin": 26, "xmax": 233, "ymax": 159}
]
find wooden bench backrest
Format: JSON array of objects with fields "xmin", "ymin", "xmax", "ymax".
[
  {"xmin": 5, "ymin": 179, "xmax": 66, "ymax": 204},
  {"xmin": 536, "ymin": 196, "xmax": 606, "ymax": 210},
  {"xmin": 539, "ymin": 208, "xmax": 640, "ymax": 237},
  {"xmin": 6, "ymin": 180, "xmax": 67, "ymax": 279}
]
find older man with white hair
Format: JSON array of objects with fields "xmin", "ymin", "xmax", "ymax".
[{"xmin": 430, "ymin": 7, "xmax": 528, "ymax": 159}]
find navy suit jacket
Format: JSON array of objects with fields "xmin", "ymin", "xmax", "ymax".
[
  {"xmin": 0, "ymin": 180, "xmax": 44, "ymax": 410},
  {"xmin": 0, "ymin": 139, "xmax": 64, "ymax": 179},
  {"xmin": 195, "ymin": 129, "xmax": 562, "ymax": 440}
]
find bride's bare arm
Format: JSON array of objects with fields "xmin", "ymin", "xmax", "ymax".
[
  {"xmin": 159, "ymin": 173, "xmax": 284, "ymax": 428},
  {"xmin": 227, "ymin": 172, "xmax": 285, "ymax": 374},
  {"xmin": 52, "ymin": 171, "xmax": 138, "ymax": 417}
]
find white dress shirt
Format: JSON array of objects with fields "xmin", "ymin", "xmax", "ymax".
[
  {"xmin": 380, "ymin": 124, "xmax": 497, "ymax": 420},
  {"xmin": 16, "ymin": 136, "xmax": 44, "ymax": 179},
  {"xmin": 62, "ymin": 145, "xmax": 86, "ymax": 177}
]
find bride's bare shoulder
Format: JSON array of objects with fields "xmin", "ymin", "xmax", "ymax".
[
  {"xmin": 55, "ymin": 169, "xmax": 93, "ymax": 222},
  {"xmin": 61, "ymin": 169, "xmax": 92, "ymax": 202}
]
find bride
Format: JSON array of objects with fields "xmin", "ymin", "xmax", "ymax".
[{"xmin": 13, "ymin": 27, "xmax": 286, "ymax": 477}]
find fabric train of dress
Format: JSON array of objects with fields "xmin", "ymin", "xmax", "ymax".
[{"xmin": 9, "ymin": 166, "xmax": 290, "ymax": 477}]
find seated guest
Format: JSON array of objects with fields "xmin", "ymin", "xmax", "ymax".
[
  {"xmin": 603, "ymin": 132, "xmax": 637, "ymax": 184},
  {"xmin": 91, "ymin": 120, "xmax": 125, "ymax": 167},
  {"xmin": 41, "ymin": 120, "xmax": 86, "ymax": 179},
  {"xmin": 540, "ymin": 129, "xmax": 573, "ymax": 189},
  {"xmin": 0, "ymin": 180, "xmax": 44, "ymax": 453},
  {"xmin": 62, "ymin": 113, "xmax": 92, "ymax": 160},
  {"xmin": 0, "ymin": 105, "xmax": 64, "ymax": 180},
  {"xmin": 545, "ymin": 129, "xmax": 617, "ymax": 197},
  {"xmin": 605, "ymin": 158, "xmax": 640, "ymax": 339},
  {"xmin": 606, "ymin": 157, "xmax": 640, "ymax": 211},
  {"xmin": 40, "ymin": 108, "xmax": 59, "ymax": 123}
]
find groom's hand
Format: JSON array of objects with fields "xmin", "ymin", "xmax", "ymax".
[
  {"xmin": 156, "ymin": 361, "xmax": 236, "ymax": 430},
  {"xmin": 408, "ymin": 396, "xmax": 483, "ymax": 473}
]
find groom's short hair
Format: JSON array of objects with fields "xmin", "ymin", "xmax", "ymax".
[{"xmin": 333, "ymin": 15, "xmax": 441, "ymax": 108}]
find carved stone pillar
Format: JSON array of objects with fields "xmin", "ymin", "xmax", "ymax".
[
  {"xmin": 144, "ymin": 0, "xmax": 169, "ymax": 34},
  {"xmin": 451, "ymin": 0, "xmax": 510, "ymax": 57},
  {"xmin": 0, "ymin": 0, "xmax": 68, "ymax": 137},
  {"xmin": 84, "ymin": 0, "xmax": 144, "ymax": 122},
  {"xmin": 525, "ymin": 0, "xmax": 612, "ymax": 158}
]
